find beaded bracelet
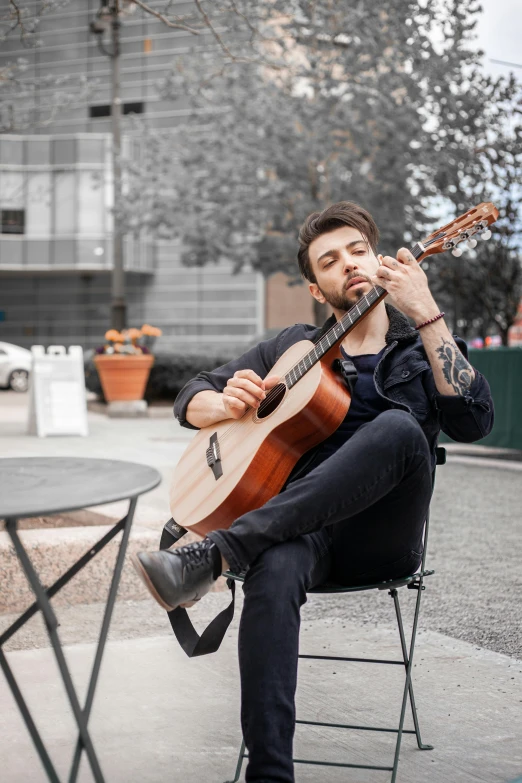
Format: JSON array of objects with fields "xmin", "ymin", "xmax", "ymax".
[{"xmin": 415, "ymin": 311, "xmax": 445, "ymax": 330}]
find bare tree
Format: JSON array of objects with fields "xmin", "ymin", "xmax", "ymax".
[{"xmin": 117, "ymin": 0, "xmax": 522, "ymax": 326}]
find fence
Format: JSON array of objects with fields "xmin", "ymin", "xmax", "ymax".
[{"xmin": 441, "ymin": 348, "xmax": 522, "ymax": 451}]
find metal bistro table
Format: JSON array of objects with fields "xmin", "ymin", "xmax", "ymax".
[{"xmin": 0, "ymin": 457, "xmax": 161, "ymax": 783}]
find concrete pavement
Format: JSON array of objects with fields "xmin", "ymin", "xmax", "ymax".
[
  {"xmin": 1, "ymin": 389, "xmax": 522, "ymax": 782},
  {"xmin": 0, "ymin": 619, "xmax": 521, "ymax": 782},
  {"xmin": 1, "ymin": 389, "xmax": 521, "ymax": 655}
]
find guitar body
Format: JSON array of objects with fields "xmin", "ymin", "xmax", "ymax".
[{"xmin": 169, "ymin": 340, "xmax": 351, "ymax": 536}]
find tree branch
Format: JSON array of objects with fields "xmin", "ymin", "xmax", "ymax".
[
  {"xmin": 131, "ymin": 0, "xmax": 202, "ymax": 34},
  {"xmin": 8, "ymin": 0, "xmax": 23, "ymax": 27},
  {"xmin": 193, "ymin": 0, "xmax": 249, "ymax": 62},
  {"xmin": 193, "ymin": 0, "xmax": 238, "ymax": 59},
  {"xmin": 226, "ymin": 0, "xmax": 261, "ymax": 44},
  {"xmin": 131, "ymin": 0, "xmax": 269, "ymax": 66},
  {"xmin": 6, "ymin": 0, "xmax": 32, "ymax": 41},
  {"xmin": 5, "ymin": 0, "xmax": 69, "ymax": 42}
]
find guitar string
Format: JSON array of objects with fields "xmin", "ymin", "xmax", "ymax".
[
  {"xmin": 216, "ymin": 275, "xmax": 402, "ymax": 446},
  {"xmin": 215, "ymin": 356, "xmax": 308, "ymax": 447},
  {"xmin": 214, "ymin": 231, "xmax": 458, "ymax": 448},
  {"xmin": 221, "ymin": 278, "xmax": 389, "ymax": 428},
  {"xmin": 215, "ymin": 284, "xmax": 386, "ymax": 448},
  {"xmin": 189, "ymin": 215, "xmax": 493, "ymax": 477}
]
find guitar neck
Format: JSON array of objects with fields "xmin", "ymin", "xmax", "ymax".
[{"xmin": 284, "ymin": 242, "xmax": 425, "ymax": 390}]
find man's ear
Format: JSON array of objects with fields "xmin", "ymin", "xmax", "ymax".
[{"xmin": 309, "ymin": 282, "xmax": 326, "ymax": 304}]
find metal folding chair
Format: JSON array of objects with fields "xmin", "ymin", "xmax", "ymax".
[{"xmin": 224, "ymin": 446, "xmax": 446, "ymax": 783}]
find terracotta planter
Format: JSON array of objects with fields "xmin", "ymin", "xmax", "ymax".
[{"xmin": 94, "ymin": 354, "xmax": 154, "ymax": 402}]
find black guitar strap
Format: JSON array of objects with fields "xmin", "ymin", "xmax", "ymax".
[
  {"xmin": 159, "ymin": 519, "xmax": 236, "ymax": 657},
  {"xmin": 332, "ymin": 357, "xmax": 359, "ymax": 395}
]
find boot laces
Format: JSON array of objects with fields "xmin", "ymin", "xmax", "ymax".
[{"xmin": 175, "ymin": 539, "xmax": 213, "ymax": 572}]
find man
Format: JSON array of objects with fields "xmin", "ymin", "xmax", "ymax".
[{"xmin": 134, "ymin": 202, "xmax": 494, "ymax": 782}]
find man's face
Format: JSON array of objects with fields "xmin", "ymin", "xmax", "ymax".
[{"xmin": 307, "ymin": 225, "xmax": 380, "ymax": 312}]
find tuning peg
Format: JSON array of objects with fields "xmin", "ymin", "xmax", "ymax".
[
  {"xmin": 481, "ymin": 230, "xmax": 492, "ymax": 240},
  {"xmin": 468, "ymin": 239, "xmax": 478, "ymax": 249},
  {"xmin": 452, "ymin": 247, "xmax": 463, "ymax": 257}
]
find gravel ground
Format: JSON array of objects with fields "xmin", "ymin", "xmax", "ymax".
[{"xmin": 1, "ymin": 459, "xmax": 521, "ymax": 658}]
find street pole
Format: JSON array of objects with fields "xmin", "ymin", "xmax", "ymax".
[{"xmin": 110, "ymin": 0, "xmax": 126, "ymax": 330}]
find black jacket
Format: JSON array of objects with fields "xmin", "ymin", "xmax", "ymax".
[{"xmin": 174, "ymin": 304, "xmax": 494, "ymax": 470}]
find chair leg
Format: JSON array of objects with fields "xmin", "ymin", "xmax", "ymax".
[
  {"xmin": 407, "ymin": 680, "xmax": 434, "ymax": 751},
  {"xmin": 389, "ymin": 585, "xmax": 433, "ymax": 783},
  {"xmin": 224, "ymin": 738, "xmax": 246, "ymax": 783},
  {"xmin": 225, "ymin": 583, "xmax": 433, "ymax": 783},
  {"xmin": 391, "ymin": 586, "xmax": 434, "ymax": 752}
]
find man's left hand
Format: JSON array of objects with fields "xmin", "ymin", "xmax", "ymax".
[{"xmin": 372, "ymin": 248, "xmax": 440, "ymax": 323}]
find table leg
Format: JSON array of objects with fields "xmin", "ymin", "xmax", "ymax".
[
  {"xmin": 5, "ymin": 518, "xmax": 106, "ymax": 783},
  {"xmin": 0, "ymin": 518, "xmax": 127, "ymax": 648},
  {"xmin": 0, "ymin": 647, "xmax": 61, "ymax": 783},
  {"xmin": 68, "ymin": 496, "xmax": 138, "ymax": 783}
]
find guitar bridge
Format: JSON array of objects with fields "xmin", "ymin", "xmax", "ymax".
[{"xmin": 206, "ymin": 432, "xmax": 223, "ymax": 480}]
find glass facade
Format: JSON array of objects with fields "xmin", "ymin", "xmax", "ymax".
[
  {"xmin": 0, "ymin": 134, "xmax": 153, "ymax": 272},
  {"xmin": 0, "ymin": 132, "xmax": 263, "ymax": 352}
]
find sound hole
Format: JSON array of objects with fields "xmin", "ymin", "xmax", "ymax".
[{"xmin": 256, "ymin": 383, "xmax": 287, "ymax": 419}]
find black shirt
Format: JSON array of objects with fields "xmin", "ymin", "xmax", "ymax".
[{"xmin": 316, "ymin": 345, "xmax": 390, "ymax": 460}]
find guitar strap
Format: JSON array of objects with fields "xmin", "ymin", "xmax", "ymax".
[
  {"xmin": 335, "ymin": 358, "xmax": 358, "ymax": 395},
  {"xmin": 159, "ymin": 520, "xmax": 236, "ymax": 657}
]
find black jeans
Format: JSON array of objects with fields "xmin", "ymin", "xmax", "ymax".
[{"xmin": 208, "ymin": 410, "xmax": 433, "ymax": 783}]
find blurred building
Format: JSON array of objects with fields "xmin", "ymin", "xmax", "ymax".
[{"xmin": 0, "ymin": 0, "xmax": 311, "ymax": 353}]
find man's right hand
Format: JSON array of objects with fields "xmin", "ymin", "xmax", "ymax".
[{"xmin": 222, "ymin": 370, "xmax": 280, "ymax": 419}]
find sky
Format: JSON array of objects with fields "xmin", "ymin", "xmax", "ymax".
[{"xmin": 475, "ymin": 0, "xmax": 522, "ymax": 79}]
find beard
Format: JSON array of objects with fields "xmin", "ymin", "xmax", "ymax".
[{"xmin": 317, "ymin": 274, "xmax": 374, "ymax": 312}]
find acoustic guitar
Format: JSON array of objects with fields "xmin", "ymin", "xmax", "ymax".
[{"xmin": 169, "ymin": 203, "xmax": 498, "ymax": 537}]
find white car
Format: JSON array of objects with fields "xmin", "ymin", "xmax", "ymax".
[{"xmin": 0, "ymin": 342, "xmax": 32, "ymax": 392}]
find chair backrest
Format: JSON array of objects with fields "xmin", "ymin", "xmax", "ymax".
[
  {"xmin": 420, "ymin": 446, "xmax": 446, "ymax": 572},
  {"xmin": 436, "ymin": 446, "xmax": 447, "ymax": 466}
]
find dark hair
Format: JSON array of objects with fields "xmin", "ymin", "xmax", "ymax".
[{"xmin": 297, "ymin": 201, "xmax": 379, "ymax": 283}]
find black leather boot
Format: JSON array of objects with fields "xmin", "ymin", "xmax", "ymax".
[{"xmin": 133, "ymin": 539, "xmax": 218, "ymax": 611}]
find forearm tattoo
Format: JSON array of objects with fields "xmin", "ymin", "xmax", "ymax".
[{"xmin": 436, "ymin": 338, "xmax": 474, "ymax": 395}]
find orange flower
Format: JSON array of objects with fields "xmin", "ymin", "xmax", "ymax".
[
  {"xmin": 105, "ymin": 329, "xmax": 124, "ymax": 342},
  {"xmin": 126, "ymin": 328, "xmax": 143, "ymax": 342},
  {"xmin": 141, "ymin": 324, "xmax": 162, "ymax": 337}
]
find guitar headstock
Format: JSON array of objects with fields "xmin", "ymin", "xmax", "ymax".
[{"xmin": 415, "ymin": 202, "xmax": 499, "ymax": 259}]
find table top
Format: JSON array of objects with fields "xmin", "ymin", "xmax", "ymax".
[{"xmin": 0, "ymin": 457, "xmax": 162, "ymax": 519}]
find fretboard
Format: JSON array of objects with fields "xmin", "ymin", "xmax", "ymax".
[{"xmin": 284, "ymin": 242, "xmax": 424, "ymax": 389}]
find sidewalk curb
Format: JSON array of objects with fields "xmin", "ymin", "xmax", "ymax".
[
  {"xmin": 87, "ymin": 400, "xmax": 174, "ymax": 418},
  {"xmin": 446, "ymin": 454, "xmax": 522, "ymax": 472},
  {"xmin": 0, "ymin": 512, "xmax": 227, "ymax": 614}
]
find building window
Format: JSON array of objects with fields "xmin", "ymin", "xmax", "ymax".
[
  {"xmin": 1, "ymin": 210, "xmax": 25, "ymax": 234},
  {"xmin": 89, "ymin": 102, "xmax": 145, "ymax": 118},
  {"xmin": 123, "ymin": 102, "xmax": 145, "ymax": 115},
  {"xmin": 89, "ymin": 105, "xmax": 111, "ymax": 118}
]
